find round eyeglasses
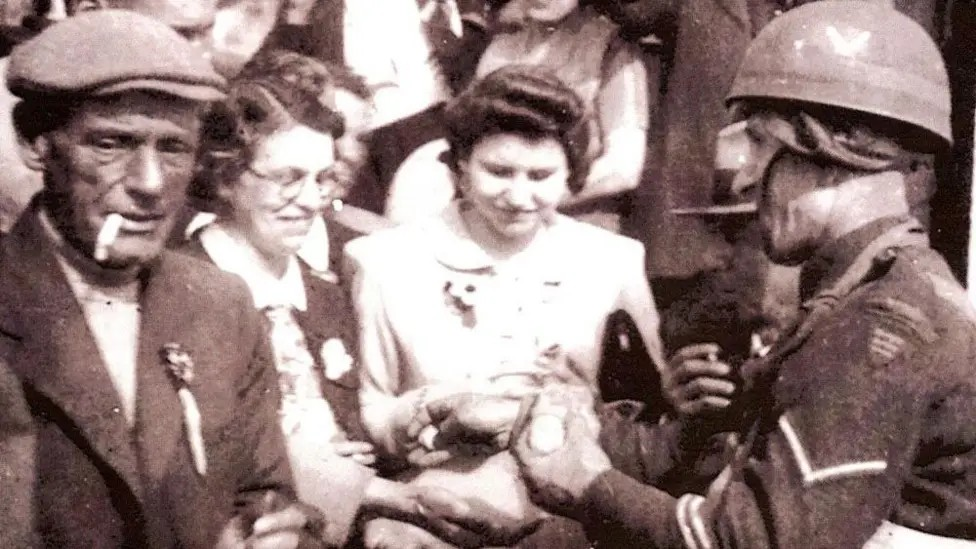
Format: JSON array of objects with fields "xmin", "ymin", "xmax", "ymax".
[{"xmin": 245, "ymin": 165, "xmax": 342, "ymax": 204}]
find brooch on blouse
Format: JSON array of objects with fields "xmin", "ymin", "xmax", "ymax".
[
  {"xmin": 320, "ymin": 338, "xmax": 354, "ymax": 381},
  {"xmin": 444, "ymin": 279, "xmax": 479, "ymax": 328},
  {"xmin": 160, "ymin": 343, "xmax": 207, "ymax": 476}
]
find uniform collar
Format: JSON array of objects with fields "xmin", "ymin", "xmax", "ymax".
[
  {"xmin": 800, "ymin": 215, "xmax": 926, "ymax": 304},
  {"xmin": 199, "ymin": 223, "xmax": 308, "ymax": 311},
  {"xmin": 187, "ymin": 211, "xmax": 331, "ymax": 275}
]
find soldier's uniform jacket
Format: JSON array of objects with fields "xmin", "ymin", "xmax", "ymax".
[{"xmin": 582, "ymin": 216, "xmax": 976, "ymax": 548}]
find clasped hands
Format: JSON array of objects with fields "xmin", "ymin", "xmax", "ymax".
[
  {"xmin": 399, "ymin": 343, "xmax": 738, "ymax": 518},
  {"xmin": 397, "ymin": 385, "xmax": 613, "ymax": 517}
]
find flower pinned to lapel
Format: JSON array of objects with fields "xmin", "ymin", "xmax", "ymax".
[
  {"xmin": 161, "ymin": 343, "xmax": 195, "ymax": 386},
  {"xmin": 320, "ymin": 338, "xmax": 354, "ymax": 381},
  {"xmin": 160, "ymin": 343, "xmax": 207, "ymax": 476},
  {"xmin": 444, "ymin": 279, "xmax": 479, "ymax": 327}
]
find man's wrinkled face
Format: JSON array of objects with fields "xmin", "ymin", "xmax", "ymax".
[{"xmin": 41, "ymin": 91, "xmax": 201, "ymax": 268}]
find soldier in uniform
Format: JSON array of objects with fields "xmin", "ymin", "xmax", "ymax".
[{"xmin": 409, "ymin": 2, "xmax": 976, "ymax": 548}]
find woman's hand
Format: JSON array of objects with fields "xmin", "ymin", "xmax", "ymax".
[
  {"xmin": 662, "ymin": 343, "xmax": 738, "ymax": 417},
  {"xmin": 332, "ymin": 440, "xmax": 377, "ymax": 466},
  {"xmin": 403, "ymin": 393, "xmax": 525, "ymax": 467}
]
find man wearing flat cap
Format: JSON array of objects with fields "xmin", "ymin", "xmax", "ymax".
[{"xmin": 0, "ymin": 10, "xmax": 318, "ymax": 549}]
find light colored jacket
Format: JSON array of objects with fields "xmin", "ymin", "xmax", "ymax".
[{"xmin": 345, "ymin": 201, "xmax": 664, "ymax": 454}]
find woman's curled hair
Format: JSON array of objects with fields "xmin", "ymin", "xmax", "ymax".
[
  {"xmin": 443, "ymin": 65, "xmax": 591, "ymax": 193},
  {"xmin": 191, "ymin": 50, "xmax": 345, "ymax": 210}
]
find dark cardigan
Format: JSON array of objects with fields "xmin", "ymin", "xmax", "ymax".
[{"xmin": 175, "ymin": 222, "xmax": 368, "ymax": 443}]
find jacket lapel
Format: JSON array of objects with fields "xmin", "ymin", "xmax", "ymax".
[
  {"xmin": 135, "ymin": 254, "xmax": 194, "ymax": 486},
  {"xmin": 0, "ymin": 208, "xmax": 144, "ymax": 501}
]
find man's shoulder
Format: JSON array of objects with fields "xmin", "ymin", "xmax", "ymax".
[
  {"xmin": 867, "ymin": 247, "xmax": 975, "ymax": 326},
  {"xmin": 157, "ymin": 249, "xmax": 252, "ymax": 310},
  {"xmin": 841, "ymin": 246, "xmax": 976, "ymax": 368}
]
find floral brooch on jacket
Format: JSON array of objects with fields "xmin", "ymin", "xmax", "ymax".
[{"xmin": 160, "ymin": 343, "xmax": 207, "ymax": 476}]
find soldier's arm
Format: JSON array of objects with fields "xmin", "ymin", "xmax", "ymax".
[{"xmin": 578, "ymin": 297, "xmax": 935, "ymax": 549}]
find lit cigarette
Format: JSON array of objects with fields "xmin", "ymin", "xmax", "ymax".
[{"xmin": 94, "ymin": 213, "xmax": 123, "ymax": 262}]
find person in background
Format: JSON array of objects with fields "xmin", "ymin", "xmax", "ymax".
[
  {"xmin": 339, "ymin": 0, "xmax": 506, "ymax": 221},
  {"xmin": 387, "ymin": 0, "xmax": 648, "ymax": 231},
  {"xmin": 346, "ymin": 64, "xmax": 664, "ymax": 547},
  {"xmin": 181, "ymin": 50, "xmax": 522, "ymax": 548},
  {"xmin": 0, "ymin": 11, "xmax": 318, "ymax": 548},
  {"xmin": 500, "ymin": 4, "xmax": 976, "ymax": 548}
]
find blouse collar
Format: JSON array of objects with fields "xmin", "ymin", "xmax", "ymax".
[
  {"xmin": 188, "ymin": 211, "xmax": 331, "ymax": 276},
  {"xmin": 199, "ymin": 223, "xmax": 308, "ymax": 311},
  {"xmin": 425, "ymin": 200, "xmax": 568, "ymax": 283}
]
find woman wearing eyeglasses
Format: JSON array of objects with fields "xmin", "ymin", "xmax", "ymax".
[{"xmin": 178, "ymin": 51, "xmax": 520, "ymax": 549}]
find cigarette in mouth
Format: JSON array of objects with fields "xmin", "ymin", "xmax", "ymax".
[{"xmin": 94, "ymin": 213, "xmax": 123, "ymax": 262}]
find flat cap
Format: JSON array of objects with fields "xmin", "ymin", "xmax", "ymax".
[{"xmin": 7, "ymin": 9, "xmax": 226, "ymax": 102}]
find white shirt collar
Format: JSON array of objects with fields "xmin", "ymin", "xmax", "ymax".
[
  {"xmin": 187, "ymin": 212, "xmax": 332, "ymax": 276},
  {"xmin": 419, "ymin": 0, "xmax": 463, "ymax": 37},
  {"xmin": 298, "ymin": 215, "xmax": 331, "ymax": 275},
  {"xmin": 199, "ymin": 223, "xmax": 308, "ymax": 311}
]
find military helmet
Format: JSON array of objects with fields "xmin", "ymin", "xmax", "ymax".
[{"xmin": 727, "ymin": 1, "xmax": 951, "ymax": 147}]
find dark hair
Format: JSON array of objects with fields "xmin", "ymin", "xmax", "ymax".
[
  {"xmin": 443, "ymin": 64, "xmax": 590, "ymax": 193},
  {"xmin": 11, "ymin": 99, "xmax": 78, "ymax": 142},
  {"xmin": 191, "ymin": 50, "xmax": 344, "ymax": 209}
]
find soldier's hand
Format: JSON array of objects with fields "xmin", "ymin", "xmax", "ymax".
[
  {"xmin": 403, "ymin": 393, "xmax": 525, "ymax": 467},
  {"xmin": 663, "ymin": 343, "xmax": 737, "ymax": 417},
  {"xmin": 510, "ymin": 389, "xmax": 611, "ymax": 519}
]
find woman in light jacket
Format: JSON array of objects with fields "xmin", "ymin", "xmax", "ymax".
[{"xmin": 346, "ymin": 64, "xmax": 664, "ymax": 547}]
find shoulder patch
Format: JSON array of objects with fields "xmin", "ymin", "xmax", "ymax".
[{"xmin": 864, "ymin": 297, "xmax": 937, "ymax": 365}]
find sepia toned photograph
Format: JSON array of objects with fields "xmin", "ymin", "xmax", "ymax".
[{"xmin": 0, "ymin": 0, "xmax": 973, "ymax": 547}]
